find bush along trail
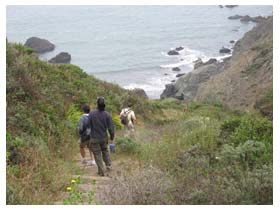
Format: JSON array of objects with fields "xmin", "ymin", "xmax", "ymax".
[{"xmin": 6, "ymin": 42, "xmax": 272, "ymax": 204}]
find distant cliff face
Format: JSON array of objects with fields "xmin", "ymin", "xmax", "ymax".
[{"xmin": 161, "ymin": 16, "xmax": 272, "ymax": 114}]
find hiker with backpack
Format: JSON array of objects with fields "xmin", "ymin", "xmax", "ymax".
[
  {"xmin": 78, "ymin": 105, "xmax": 96, "ymax": 165},
  {"xmin": 120, "ymin": 102, "xmax": 136, "ymax": 137},
  {"xmin": 88, "ymin": 97, "xmax": 115, "ymax": 176}
]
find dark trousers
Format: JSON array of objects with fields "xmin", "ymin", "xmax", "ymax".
[{"xmin": 89, "ymin": 138, "xmax": 111, "ymax": 175}]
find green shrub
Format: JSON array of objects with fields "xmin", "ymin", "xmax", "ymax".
[
  {"xmin": 6, "ymin": 133, "xmax": 26, "ymax": 165},
  {"xmin": 220, "ymin": 140, "xmax": 268, "ymax": 169},
  {"xmin": 115, "ymin": 137, "xmax": 140, "ymax": 155},
  {"xmin": 6, "ymin": 41, "xmax": 13, "ymax": 66},
  {"xmin": 14, "ymin": 43, "xmax": 34, "ymax": 54},
  {"xmin": 6, "ymin": 185, "xmax": 20, "ymax": 204},
  {"xmin": 239, "ymin": 164, "xmax": 272, "ymax": 204},
  {"xmin": 230, "ymin": 115, "xmax": 272, "ymax": 145},
  {"xmin": 151, "ymin": 98, "xmax": 184, "ymax": 110},
  {"xmin": 188, "ymin": 102, "xmax": 204, "ymax": 111},
  {"xmin": 219, "ymin": 117, "xmax": 242, "ymax": 142},
  {"xmin": 66, "ymin": 104, "xmax": 83, "ymax": 126},
  {"xmin": 254, "ymin": 89, "xmax": 273, "ymax": 118},
  {"xmin": 112, "ymin": 114, "xmax": 124, "ymax": 130}
]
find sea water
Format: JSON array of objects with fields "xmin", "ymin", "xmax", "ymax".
[{"xmin": 6, "ymin": 5, "xmax": 272, "ymax": 98}]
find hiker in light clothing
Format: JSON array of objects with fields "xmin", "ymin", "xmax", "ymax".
[{"xmin": 120, "ymin": 102, "xmax": 136, "ymax": 137}]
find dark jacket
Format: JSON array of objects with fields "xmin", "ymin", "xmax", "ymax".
[{"xmin": 88, "ymin": 109, "xmax": 115, "ymax": 140}]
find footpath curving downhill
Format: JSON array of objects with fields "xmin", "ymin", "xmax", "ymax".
[
  {"xmin": 53, "ymin": 146, "xmax": 141, "ymax": 204},
  {"xmin": 53, "ymin": 153, "xmax": 114, "ymax": 205}
]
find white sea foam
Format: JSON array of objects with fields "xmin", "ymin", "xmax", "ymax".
[
  {"xmin": 215, "ymin": 54, "xmax": 232, "ymax": 62},
  {"xmin": 124, "ymin": 75, "xmax": 175, "ymax": 99},
  {"xmin": 161, "ymin": 45, "xmax": 234, "ymax": 70},
  {"xmin": 160, "ymin": 46, "xmax": 208, "ymax": 69}
]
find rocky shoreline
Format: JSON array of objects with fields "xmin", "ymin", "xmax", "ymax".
[
  {"xmin": 228, "ymin": 15, "xmax": 267, "ymax": 23},
  {"xmin": 160, "ymin": 16, "xmax": 272, "ymax": 111}
]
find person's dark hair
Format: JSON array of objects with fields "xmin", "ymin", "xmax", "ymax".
[
  {"xmin": 82, "ymin": 104, "xmax": 90, "ymax": 114},
  {"xmin": 127, "ymin": 102, "xmax": 133, "ymax": 108},
  {"xmin": 97, "ymin": 97, "xmax": 105, "ymax": 111}
]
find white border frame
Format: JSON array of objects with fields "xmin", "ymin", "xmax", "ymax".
[{"xmin": 1, "ymin": 1, "xmax": 279, "ymax": 209}]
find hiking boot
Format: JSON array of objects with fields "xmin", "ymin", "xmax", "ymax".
[{"xmin": 97, "ymin": 171, "xmax": 105, "ymax": 177}]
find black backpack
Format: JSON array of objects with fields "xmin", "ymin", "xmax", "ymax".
[{"xmin": 79, "ymin": 115, "xmax": 91, "ymax": 142}]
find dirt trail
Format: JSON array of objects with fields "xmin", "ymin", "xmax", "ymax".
[
  {"xmin": 52, "ymin": 153, "xmax": 111, "ymax": 204},
  {"xmin": 53, "ymin": 129, "xmax": 146, "ymax": 205},
  {"xmin": 53, "ymin": 151, "xmax": 140, "ymax": 204}
]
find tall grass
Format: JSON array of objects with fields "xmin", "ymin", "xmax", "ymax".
[{"xmin": 109, "ymin": 104, "xmax": 272, "ymax": 204}]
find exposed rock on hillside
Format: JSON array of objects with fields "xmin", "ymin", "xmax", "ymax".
[
  {"xmin": 194, "ymin": 58, "xmax": 217, "ymax": 70},
  {"xmin": 161, "ymin": 62, "xmax": 226, "ymax": 101},
  {"xmin": 161, "ymin": 84, "xmax": 177, "ymax": 99},
  {"xmin": 131, "ymin": 88, "xmax": 148, "ymax": 99}
]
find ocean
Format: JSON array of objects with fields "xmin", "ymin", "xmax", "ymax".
[{"xmin": 6, "ymin": 5, "xmax": 273, "ymax": 98}]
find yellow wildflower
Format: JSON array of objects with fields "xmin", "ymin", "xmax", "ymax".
[
  {"xmin": 71, "ymin": 179, "xmax": 76, "ymax": 184},
  {"xmin": 66, "ymin": 186, "xmax": 72, "ymax": 191}
]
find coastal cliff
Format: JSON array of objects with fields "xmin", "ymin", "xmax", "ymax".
[{"xmin": 161, "ymin": 16, "xmax": 272, "ymax": 116}]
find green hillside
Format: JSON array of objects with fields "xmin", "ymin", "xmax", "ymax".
[
  {"xmin": 6, "ymin": 42, "xmax": 158, "ymax": 204},
  {"xmin": 6, "ymin": 42, "xmax": 272, "ymax": 204}
]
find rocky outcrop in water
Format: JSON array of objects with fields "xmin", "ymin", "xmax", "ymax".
[
  {"xmin": 175, "ymin": 46, "xmax": 184, "ymax": 51},
  {"xmin": 228, "ymin": 15, "xmax": 243, "ymax": 20},
  {"xmin": 167, "ymin": 46, "xmax": 184, "ymax": 55},
  {"xmin": 24, "ymin": 37, "xmax": 55, "ymax": 53},
  {"xmin": 240, "ymin": 15, "xmax": 266, "ymax": 23},
  {"xmin": 49, "ymin": 52, "xmax": 71, "ymax": 64},
  {"xmin": 172, "ymin": 67, "xmax": 181, "ymax": 72},
  {"xmin": 225, "ymin": 5, "xmax": 238, "ymax": 8},
  {"xmin": 167, "ymin": 50, "xmax": 179, "ymax": 56},
  {"xmin": 219, "ymin": 47, "xmax": 231, "ymax": 54},
  {"xmin": 176, "ymin": 73, "xmax": 185, "ymax": 78},
  {"xmin": 228, "ymin": 15, "xmax": 266, "ymax": 23}
]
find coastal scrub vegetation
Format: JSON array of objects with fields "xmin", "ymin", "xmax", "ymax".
[
  {"xmin": 102, "ymin": 104, "xmax": 272, "ymax": 204},
  {"xmin": 6, "ymin": 43, "xmax": 272, "ymax": 204}
]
